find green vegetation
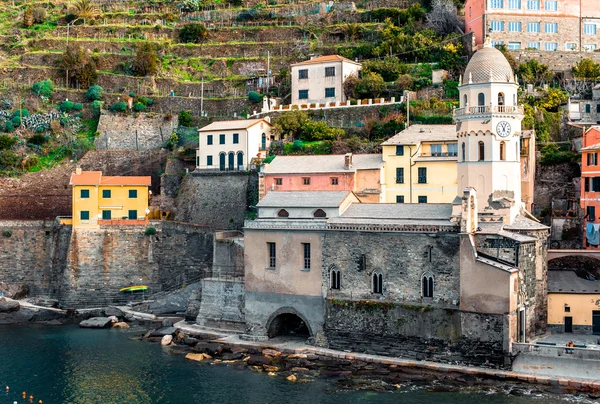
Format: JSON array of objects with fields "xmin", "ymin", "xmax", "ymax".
[
  {"xmin": 178, "ymin": 110, "xmax": 193, "ymax": 127},
  {"xmin": 248, "ymin": 91, "xmax": 262, "ymax": 103},
  {"xmin": 2, "ymin": 230, "xmax": 12, "ymax": 238},
  {"xmin": 145, "ymin": 227, "xmax": 157, "ymax": 236},
  {"xmin": 85, "ymin": 86, "xmax": 104, "ymax": 101},
  {"xmin": 179, "ymin": 24, "xmax": 209, "ymax": 44},
  {"xmin": 32, "ymin": 80, "xmax": 54, "ymax": 98}
]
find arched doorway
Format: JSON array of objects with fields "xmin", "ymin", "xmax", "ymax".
[
  {"xmin": 219, "ymin": 153, "xmax": 226, "ymax": 171},
  {"xmin": 228, "ymin": 152, "xmax": 235, "ymax": 170},
  {"xmin": 267, "ymin": 312, "xmax": 310, "ymax": 339},
  {"xmin": 237, "ymin": 151, "xmax": 244, "ymax": 170}
]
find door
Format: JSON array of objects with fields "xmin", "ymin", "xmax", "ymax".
[
  {"xmin": 102, "ymin": 210, "xmax": 111, "ymax": 220},
  {"xmin": 237, "ymin": 152, "xmax": 244, "ymax": 170},
  {"xmin": 593, "ymin": 311, "xmax": 600, "ymax": 334},
  {"xmin": 564, "ymin": 316, "xmax": 573, "ymax": 333},
  {"xmin": 517, "ymin": 309, "xmax": 526, "ymax": 342},
  {"xmin": 228, "ymin": 152, "xmax": 234, "ymax": 170},
  {"xmin": 219, "ymin": 153, "xmax": 225, "ymax": 171},
  {"xmin": 128, "ymin": 210, "xmax": 137, "ymax": 220}
]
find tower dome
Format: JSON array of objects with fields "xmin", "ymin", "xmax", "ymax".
[{"xmin": 462, "ymin": 39, "xmax": 515, "ymax": 85}]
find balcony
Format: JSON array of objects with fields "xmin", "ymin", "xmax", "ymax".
[
  {"xmin": 98, "ymin": 219, "xmax": 149, "ymax": 226},
  {"xmin": 453, "ymin": 105, "xmax": 524, "ymax": 117},
  {"xmin": 419, "ymin": 152, "xmax": 458, "ymax": 158}
]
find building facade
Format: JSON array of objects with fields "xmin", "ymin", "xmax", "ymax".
[
  {"xmin": 195, "ymin": 118, "xmax": 275, "ymax": 171},
  {"xmin": 580, "ymin": 127, "xmax": 600, "ymax": 249},
  {"xmin": 261, "ymin": 153, "xmax": 384, "ymax": 203},
  {"xmin": 69, "ymin": 169, "xmax": 151, "ymax": 228},
  {"xmin": 290, "ymin": 55, "xmax": 361, "ymax": 106},
  {"xmin": 465, "ymin": 0, "xmax": 600, "ymax": 51},
  {"xmin": 381, "ymin": 125, "xmax": 458, "ymax": 204}
]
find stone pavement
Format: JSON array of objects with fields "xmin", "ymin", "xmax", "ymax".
[{"xmin": 174, "ymin": 321, "xmax": 600, "ymax": 393}]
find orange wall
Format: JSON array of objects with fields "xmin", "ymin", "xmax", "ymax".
[
  {"xmin": 264, "ymin": 173, "xmax": 355, "ymax": 193},
  {"xmin": 465, "ymin": 0, "xmax": 485, "ymax": 45},
  {"xmin": 581, "ymin": 128, "xmax": 600, "ymax": 249}
]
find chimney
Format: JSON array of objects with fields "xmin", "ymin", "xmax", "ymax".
[
  {"xmin": 264, "ymin": 116, "xmax": 271, "ymax": 123},
  {"xmin": 75, "ymin": 166, "xmax": 82, "ymax": 175},
  {"xmin": 344, "ymin": 153, "xmax": 353, "ymax": 170}
]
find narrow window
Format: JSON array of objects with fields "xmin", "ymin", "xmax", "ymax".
[
  {"xmin": 325, "ymin": 66, "xmax": 335, "ymax": 77},
  {"xmin": 396, "ymin": 145, "xmax": 404, "ymax": 156},
  {"xmin": 418, "ymin": 167, "xmax": 427, "ymax": 183},
  {"xmin": 128, "ymin": 210, "xmax": 137, "ymax": 220},
  {"xmin": 302, "ymin": 177, "xmax": 310, "ymax": 185},
  {"xmin": 585, "ymin": 177, "xmax": 590, "ymax": 192},
  {"xmin": 219, "ymin": 134, "xmax": 225, "ymax": 145},
  {"xmin": 233, "ymin": 133, "xmax": 239, "ymax": 144},
  {"xmin": 396, "ymin": 167, "xmax": 404, "ymax": 184},
  {"xmin": 80, "ymin": 211, "xmax": 90, "ymax": 220},
  {"xmin": 427, "ymin": 246, "xmax": 433, "ymax": 262},
  {"xmin": 298, "ymin": 69, "xmax": 308, "ymax": 79},
  {"xmin": 422, "ymin": 274, "xmax": 434, "ymax": 298},
  {"xmin": 418, "ymin": 196, "xmax": 427, "ymax": 203},
  {"xmin": 478, "ymin": 93, "xmax": 485, "ymax": 106},
  {"xmin": 330, "ymin": 270, "xmax": 341, "ymax": 290},
  {"xmin": 565, "ymin": 306, "xmax": 571, "ymax": 313},
  {"xmin": 461, "ymin": 142, "xmax": 466, "ymax": 161},
  {"xmin": 588, "ymin": 206, "xmax": 596, "ymax": 222},
  {"xmin": 358, "ymin": 254, "xmax": 366, "ymax": 271},
  {"xmin": 396, "ymin": 195, "xmax": 404, "ymax": 203},
  {"xmin": 313, "ymin": 209, "xmax": 327, "ymax": 218},
  {"xmin": 302, "ymin": 243, "xmax": 311, "ymax": 270},
  {"xmin": 325, "ymin": 88, "xmax": 335, "ymax": 98},
  {"xmin": 207, "ymin": 135, "xmax": 213, "ymax": 145},
  {"xmin": 129, "ymin": 189, "xmax": 138, "ymax": 198},
  {"xmin": 586, "ymin": 104, "xmax": 591, "ymax": 113},
  {"xmin": 275, "ymin": 178, "xmax": 282, "ymax": 185},
  {"xmin": 80, "ymin": 189, "xmax": 90, "ymax": 199},
  {"xmin": 463, "ymin": 94, "xmax": 468, "ymax": 107},
  {"xmin": 594, "ymin": 177, "xmax": 600, "ymax": 192},
  {"xmin": 331, "ymin": 177, "xmax": 339, "ymax": 185},
  {"xmin": 498, "ymin": 92, "xmax": 505, "ymax": 106},
  {"xmin": 478, "ymin": 141, "xmax": 485, "ymax": 161},
  {"xmin": 207, "ymin": 155, "xmax": 213, "ymax": 166},
  {"xmin": 219, "ymin": 153, "xmax": 226, "ymax": 170},
  {"xmin": 298, "ymin": 90, "xmax": 309, "ymax": 100},
  {"xmin": 500, "ymin": 141, "xmax": 506, "ymax": 161},
  {"xmin": 228, "ymin": 152, "xmax": 234, "ymax": 170},
  {"xmin": 102, "ymin": 210, "xmax": 111, "ymax": 220},
  {"xmin": 372, "ymin": 273, "xmax": 383, "ymax": 294},
  {"xmin": 267, "ymin": 242, "xmax": 276, "ymax": 268},
  {"xmin": 277, "ymin": 209, "xmax": 289, "ymax": 218},
  {"xmin": 102, "ymin": 190, "xmax": 111, "ymax": 198}
]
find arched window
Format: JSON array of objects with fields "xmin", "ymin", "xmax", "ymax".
[
  {"xmin": 463, "ymin": 94, "xmax": 468, "ymax": 107},
  {"xmin": 498, "ymin": 92, "xmax": 505, "ymax": 106},
  {"xmin": 277, "ymin": 209, "xmax": 289, "ymax": 218},
  {"xmin": 372, "ymin": 272, "xmax": 383, "ymax": 294},
  {"xmin": 513, "ymin": 94, "xmax": 516, "ymax": 105},
  {"xmin": 219, "ymin": 153, "xmax": 226, "ymax": 171},
  {"xmin": 478, "ymin": 141, "xmax": 485, "ymax": 161},
  {"xmin": 261, "ymin": 133, "xmax": 266, "ymax": 150},
  {"xmin": 500, "ymin": 141, "xmax": 506, "ymax": 161},
  {"xmin": 461, "ymin": 142, "xmax": 466, "ymax": 161},
  {"xmin": 313, "ymin": 209, "xmax": 327, "ymax": 218},
  {"xmin": 478, "ymin": 92, "xmax": 485, "ymax": 106},
  {"xmin": 330, "ymin": 270, "xmax": 341, "ymax": 290},
  {"xmin": 237, "ymin": 152, "xmax": 244, "ymax": 170},
  {"xmin": 228, "ymin": 152, "xmax": 235, "ymax": 170},
  {"xmin": 422, "ymin": 274, "xmax": 434, "ymax": 298}
]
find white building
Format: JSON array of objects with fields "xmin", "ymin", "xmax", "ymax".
[
  {"xmin": 195, "ymin": 118, "xmax": 275, "ymax": 171},
  {"xmin": 290, "ymin": 55, "xmax": 361, "ymax": 106}
]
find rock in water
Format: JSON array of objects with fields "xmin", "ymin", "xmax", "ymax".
[
  {"xmin": 112, "ymin": 322, "xmax": 130, "ymax": 329},
  {"xmin": 161, "ymin": 335, "xmax": 173, "ymax": 346},
  {"xmin": 0, "ymin": 298, "xmax": 20, "ymax": 313},
  {"xmin": 148, "ymin": 327, "xmax": 177, "ymax": 337},
  {"xmin": 185, "ymin": 353, "xmax": 211, "ymax": 362},
  {"xmin": 107, "ymin": 315, "xmax": 118, "ymax": 323},
  {"xmin": 104, "ymin": 306, "xmax": 123, "ymax": 317},
  {"xmin": 286, "ymin": 375, "xmax": 297, "ymax": 382},
  {"xmin": 79, "ymin": 317, "xmax": 112, "ymax": 328}
]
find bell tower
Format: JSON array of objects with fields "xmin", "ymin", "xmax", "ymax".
[{"xmin": 454, "ymin": 38, "xmax": 524, "ymax": 223}]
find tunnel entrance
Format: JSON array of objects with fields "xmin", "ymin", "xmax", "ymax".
[{"xmin": 267, "ymin": 313, "xmax": 310, "ymax": 339}]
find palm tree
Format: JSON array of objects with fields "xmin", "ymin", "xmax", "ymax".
[{"xmin": 71, "ymin": 0, "xmax": 102, "ymax": 24}]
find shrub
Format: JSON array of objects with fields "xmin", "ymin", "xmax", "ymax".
[
  {"xmin": 129, "ymin": 91, "xmax": 135, "ymax": 98},
  {"xmin": 28, "ymin": 134, "xmax": 48, "ymax": 146},
  {"xmin": 32, "ymin": 80, "xmax": 54, "ymax": 98},
  {"xmin": 58, "ymin": 100, "xmax": 75, "ymax": 112},
  {"xmin": 4, "ymin": 121, "xmax": 14, "ymax": 132},
  {"xmin": 2, "ymin": 230, "xmax": 12, "ymax": 238},
  {"xmin": 144, "ymin": 227, "xmax": 157, "ymax": 236},
  {"xmin": 22, "ymin": 156, "xmax": 39, "ymax": 170},
  {"xmin": 85, "ymin": 85, "xmax": 103, "ymax": 101},
  {"xmin": 168, "ymin": 132, "xmax": 178, "ymax": 150},
  {"xmin": 178, "ymin": 23, "xmax": 209, "ymax": 43},
  {"xmin": 132, "ymin": 42, "xmax": 159, "ymax": 77},
  {"xmin": 248, "ymin": 91, "xmax": 262, "ymax": 103},
  {"xmin": 12, "ymin": 109, "xmax": 30, "ymax": 118},
  {"xmin": 23, "ymin": 7, "xmax": 33, "ymax": 28},
  {"xmin": 133, "ymin": 102, "xmax": 146, "ymax": 112},
  {"xmin": 110, "ymin": 101, "xmax": 127, "ymax": 112},
  {"xmin": 59, "ymin": 45, "xmax": 98, "ymax": 88},
  {"xmin": 32, "ymin": 7, "xmax": 47, "ymax": 24},
  {"xmin": 0, "ymin": 134, "xmax": 16, "ymax": 150},
  {"xmin": 0, "ymin": 149, "xmax": 18, "ymax": 169},
  {"xmin": 91, "ymin": 100, "xmax": 103, "ymax": 115},
  {"xmin": 73, "ymin": 103, "xmax": 83, "ymax": 111},
  {"xmin": 178, "ymin": 110, "xmax": 193, "ymax": 127},
  {"xmin": 137, "ymin": 96, "xmax": 153, "ymax": 106},
  {"xmin": 11, "ymin": 116, "xmax": 21, "ymax": 127}
]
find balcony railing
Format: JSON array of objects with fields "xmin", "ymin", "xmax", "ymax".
[
  {"xmin": 98, "ymin": 219, "xmax": 149, "ymax": 226},
  {"xmin": 453, "ymin": 105, "xmax": 524, "ymax": 116},
  {"xmin": 419, "ymin": 152, "xmax": 458, "ymax": 158}
]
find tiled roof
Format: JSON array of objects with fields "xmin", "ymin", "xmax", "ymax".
[
  {"xmin": 381, "ymin": 125, "xmax": 456, "ymax": 146},
  {"xmin": 69, "ymin": 171, "xmax": 151, "ymax": 186},
  {"xmin": 264, "ymin": 154, "xmax": 383, "ymax": 174},
  {"xmin": 503, "ymin": 214, "xmax": 549, "ymax": 231},
  {"xmin": 339, "ymin": 203, "xmax": 453, "ymax": 220},
  {"xmin": 291, "ymin": 55, "xmax": 360, "ymax": 66},
  {"xmin": 548, "ymin": 270, "xmax": 600, "ymax": 294},
  {"xmin": 581, "ymin": 142, "xmax": 600, "ymax": 151},
  {"xmin": 257, "ymin": 191, "xmax": 352, "ymax": 208},
  {"xmin": 198, "ymin": 119, "xmax": 270, "ymax": 132}
]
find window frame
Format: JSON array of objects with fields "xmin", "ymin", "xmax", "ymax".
[
  {"xmin": 267, "ymin": 242, "xmax": 276, "ymax": 268},
  {"xmin": 128, "ymin": 189, "xmax": 138, "ymax": 199},
  {"xmin": 102, "ymin": 189, "xmax": 111, "ymax": 198},
  {"xmin": 527, "ymin": 22, "xmax": 540, "ymax": 33},
  {"xmin": 544, "ymin": 23, "xmax": 557, "ymax": 33},
  {"xmin": 490, "ymin": 20, "xmax": 504, "ymax": 32},
  {"xmin": 80, "ymin": 189, "xmax": 90, "ymax": 199},
  {"xmin": 544, "ymin": 0, "xmax": 557, "ymax": 11},
  {"xmin": 80, "ymin": 210, "xmax": 90, "ymax": 220},
  {"xmin": 422, "ymin": 274, "xmax": 434, "ymax": 298},
  {"xmin": 128, "ymin": 209, "xmax": 137, "ymax": 220},
  {"xmin": 330, "ymin": 269, "xmax": 341, "ymax": 290},
  {"xmin": 545, "ymin": 42, "xmax": 558, "ymax": 51},
  {"xmin": 418, "ymin": 195, "xmax": 428, "ymax": 204},
  {"xmin": 102, "ymin": 210, "xmax": 111, "ymax": 220},
  {"xmin": 417, "ymin": 167, "xmax": 427, "ymax": 184},
  {"xmin": 507, "ymin": 21, "xmax": 521, "ymax": 32},
  {"xmin": 233, "ymin": 133, "xmax": 239, "ymax": 144},
  {"xmin": 372, "ymin": 272, "xmax": 383, "ymax": 294},
  {"xmin": 274, "ymin": 177, "xmax": 283, "ymax": 185},
  {"xmin": 302, "ymin": 177, "xmax": 310, "ymax": 185},
  {"xmin": 325, "ymin": 66, "xmax": 336, "ymax": 77},
  {"xmin": 219, "ymin": 134, "xmax": 225, "ymax": 145},
  {"xmin": 298, "ymin": 89, "xmax": 309, "ymax": 100},
  {"xmin": 331, "ymin": 177, "xmax": 339, "ymax": 185},
  {"xmin": 396, "ymin": 167, "xmax": 404, "ymax": 184},
  {"xmin": 490, "ymin": 0, "xmax": 504, "ymax": 8},
  {"xmin": 527, "ymin": 0, "xmax": 540, "ymax": 10},
  {"xmin": 395, "ymin": 145, "xmax": 404, "ymax": 156},
  {"xmin": 302, "ymin": 243, "xmax": 311, "ymax": 270},
  {"xmin": 298, "ymin": 69, "xmax": 308, "ymax": 79},
  {"xmin": 207, "ymin": 134, "xmax": 213, "ymax": 145},
  {"xmin": 325, "ymin": 87, "xmax": 335, "ymax": 98},
  {"xmin": 207, "ymin": 155, "xmax": 213, "ymax": 166},
  {"xmin": 396, "ymin": 195, "xmax": 405, "ymax": 203}
]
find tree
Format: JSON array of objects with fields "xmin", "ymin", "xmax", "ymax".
[
  {"xmin": 299, "ymin": 120, "xmax": 345, "ymax": 141},
  {"xmin": 32, "ymin": 7, "xmax": 47, "ymax": 24},
  {"xmin": 110, "ymin": 101, "xmax": 127, "ymax": 112},
  {"xmin": 518, "ymin": 59, "xmax": 553, "ymax": 87},
  {"xmin": 23, "ymin": 7, "xmax": 34, "ymax": 28},
  {"xmin": 362, "ymin": 57, "xmax": 406, "ymax": 82},
  {"xmin": 178, "ymin": 23, "xmax": 209, "ymax": 43},
  {"xmin": 348, "ymin": 72, "xmax": 385, "ymax": 99},
  {"xmin": 178, "ymin": 110, "xmax": 193, "ymax": 127},
  {"xmin": 0, "ymin": 150, "xmax": 18, "ymax": 169},
  {"xmin": 272, "ymin": 110, "xmax": 310, "ymax": 139},
  {"xmin": 425, "ymin": 0, "xmax": 463, "ymax": 36},
  {"xmin": 71, "ymin": 0, "xmax": 102, "ymax": 24},
  {"xmin": 248, "ymin": 91, "xmax": 262, "ymax": 103},
  {"xmin": 85, "ymin": 85, "xmax": 103, "ymax": 101},
  {"xmin": 58, "ymin": 45, "xmax": 98, "ymax": 88},
  {"xmin": 132, "ymin": 42, "xmax": 159, "ymax": 77},
  {"xmin": 32, "ymin": 80, "xmax": 54, "ymax": 98},
  {"xmin": 342, "ymin": 23, "xmax": 363, "ymax": 40},
  {"xmin": 0, "ymin": 134, "xmax": 17, "ymax": 150},
  {"xmin": 573, "ymin": 58, "xmax": 600, "ymax": 80}
]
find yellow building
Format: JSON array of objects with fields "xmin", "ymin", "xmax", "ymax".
[
  {"xmin": 548, "ymin": 270, "xmax": 600, "ymax": 334},
  {"xmin": 69, "ymin": 168, "xmax": 152, "ymax": 228},
  {"xmin": 381, "ymin": 125, "xmax": 458, "ymax": 204}
]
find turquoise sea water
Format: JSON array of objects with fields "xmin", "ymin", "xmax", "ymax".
[{"xmin": 0, "ymin": 325, "xmax": 592, "ymax": 404}]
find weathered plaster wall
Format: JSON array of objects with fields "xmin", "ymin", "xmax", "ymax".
[
  {"xmin": 95, "ymin": 112, "xmax": 179, "ymax": 151},
  {"xmin": 196, "ymin": 278, "xmax": 245, "ymax": 332}
]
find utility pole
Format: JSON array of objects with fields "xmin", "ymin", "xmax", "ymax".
[
  {"xmin": 406, "ymin": 91, "xmax": 410, "ymax": 128},
  {"xmin": 266, "ymin": 51, "xmax": 270, "ymax": 95},
  {"xmin": 200, "ymin": 76, "xmax": 204, "ymax": 117}
]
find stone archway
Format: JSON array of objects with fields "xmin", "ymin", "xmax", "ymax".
[{"xmin": 265, "ymin": 307, "xmax": 312, "ymax": 339}]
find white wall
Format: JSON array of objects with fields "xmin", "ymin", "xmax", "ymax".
[{"xmin": 291, "ymin": 60, "xmax": 361, "ymax": 105}]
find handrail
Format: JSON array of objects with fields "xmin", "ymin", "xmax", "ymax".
[{"xmin": 454, "ymin": 105, "xmax": 524, "ymax": 116}]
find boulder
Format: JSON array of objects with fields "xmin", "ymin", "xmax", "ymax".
[
  {"xmin": 148, "ymin": 283, "xmax": 200, "ymax": 315},
  {"xmin": 263, "ymin": 365, "xmax": 279, "ymax": 372},
  {"xmin": 185, "ymin": 353, "xmax": 211, "ymax": 362},
  {"xmin": 104, "ymin": 306, "xmax": 123, "ymax": 317},
  {"xmin": 107, "ymin": 316, "xmax": 118, "ymax": 323},
  {"xmin": 79, "ymin": 317, "xmax": 112, "ymax": 328},
  {"xmin": 112, "ymin": 322, "xmax": 130, "ymax": 329},
  {"xmin": 247, "ymin": 356, "xmax": 272, "ymax": 366},
  {"xmin": 161, "ymin": 318, "xmax": 174, "ymax": 327},
  {"xmin": 262, "ymin": 349, "xmax": 281, "ymax": 357},
  {"xmin": 161, "ymin": 335, "xmax": 173, "ymax": 346},
  {"xmin": 286, "ymin": 374, "xmax": 297, "ymax": 382},
  {"xmin": 149, "ymin": 327, "xmax": 177, "ymax": 337},
  {"xmin": 182, "ymin": 336, "xmax": 201, "ymax": 346},
  {"xmin": 193, "ymin": 342, "xmax": 224, "ymax": 355},
  {"xmin": 222, "ymin": 352, "xmax": 244, "ymax": 361},
  {"xmin": 0, "ymin": 298, "xmax": 20, "ymax": 313}
]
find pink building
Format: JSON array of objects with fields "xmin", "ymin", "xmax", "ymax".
[
  {"xmin": 581, "ymin": 127, "xmax": 600, "ymax": 249},
  {"xmin": 465, "ymin": 0, "xmax": 600, "ymax": 51},
  {"xmin": 260, "ymin": 154, "xmax": 384, "ymax": 203}
]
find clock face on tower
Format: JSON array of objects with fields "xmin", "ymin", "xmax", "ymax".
[{"xmin": 496, "ymin": 121, "xmax": 511, "ymax": 138}]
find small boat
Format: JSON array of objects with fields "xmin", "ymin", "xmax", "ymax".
[{"xmin": 119, "ymin": 285, "xmax": 148, "ymax": 293}]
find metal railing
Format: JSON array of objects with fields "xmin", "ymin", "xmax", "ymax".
[
  {"xmin": 453, "ymin": 105, "xmax": 524, "ymax": 116},
  {"xmin": 513, "ymin": 342, "xmax": 600, "ymax": 361}
]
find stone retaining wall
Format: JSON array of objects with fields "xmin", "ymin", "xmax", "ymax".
[{"xmin": 95, "ymin": 112, "xmax": 179, "ymax": 151}]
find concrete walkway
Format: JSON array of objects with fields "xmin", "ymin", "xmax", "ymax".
[{"xmin": 174, "ymin": 321, "xmax": 600, "ymax": 392}]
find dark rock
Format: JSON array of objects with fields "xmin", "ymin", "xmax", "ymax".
[
  {"xmin": 162, "ymin": 318, "xmax": 174, "ymax": 327},
  {"xmin": 222, "ymin": 352, "xmax": 244, "ymax": 361},
  {"xmin": 192, "ymin": 342, "xmax": 224, "ymax": 355},
  {"xmin": 104, "ymin": 306, "xmax": 123, "ymax": 317},
  {"xmin": 30, "ymin": 308, "xmax": 66, "ymax": 322},
  {"xmin": 0, "ymin": 298, "xmax": 20, "ymax": 313},
  {"xmin": 231, "ymin": 346, "xmax": 248, "ymax": 354},
  {"xmin": 149, "ymin": 327, "xmax": 177, "ymax": 337},
  {"xmin": 182, "ymin": 336, "xmax": 200, "ymax": 346},
  {"xmin": 147, "ymin": 337, "xmax": 164, "ymax": 343},
  {"xmin": 79, "ymin": 317, "xmax": 112, "ymax": 328},
  {"xmin": 247, "ymin": 355, "xmax": 272, "ymax": 366}
]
